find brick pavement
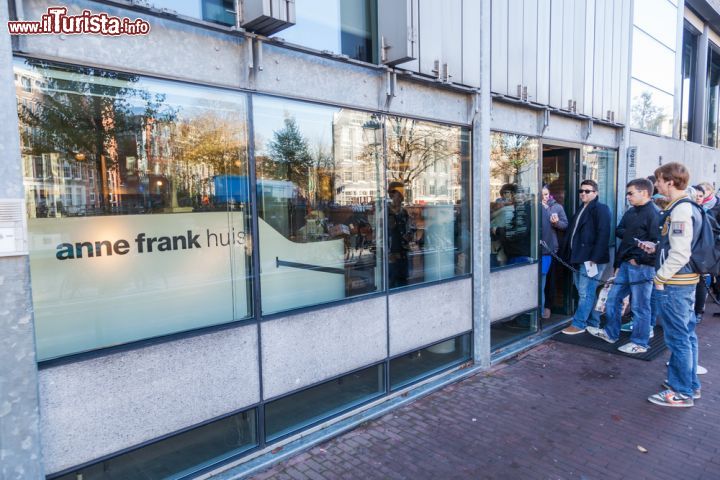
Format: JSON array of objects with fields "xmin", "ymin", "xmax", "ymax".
[{"xmin": 250, "ymin": 306, "xmax": 720, "ymax": 480}]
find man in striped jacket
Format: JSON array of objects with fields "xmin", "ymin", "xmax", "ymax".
[{"xmin": 641, "ymin": 162, "xmax": 702, "ymax": 407}]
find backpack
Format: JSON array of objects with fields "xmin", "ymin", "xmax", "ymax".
[{"xmin": 668, "ymin": 199, "xmax": 720, "ymax": 275}]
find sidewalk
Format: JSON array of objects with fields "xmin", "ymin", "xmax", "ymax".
[{"xmin": 250, "ymin": 307, "xmax": 720, "ymax": 480}]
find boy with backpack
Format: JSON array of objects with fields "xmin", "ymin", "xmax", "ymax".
[{"xmin": 640, "ymin": 163, "xmax": 703, "ymax": 407}]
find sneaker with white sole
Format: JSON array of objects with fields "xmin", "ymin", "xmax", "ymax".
[
  {"xmin": 649, "ymin": 329, "xmax": 655, "ymax": 339},
  {"xmin": 588, "ymin": 327, "xmax": 617, "ymax": 344},
  {"xmin": 620, "ymin": 320, "xmax": 634, "ymax": 332},
  {"xmin": 648, "ymin": 389, "xmax": 694, "ymax": 407},
  {"xmin": 697, "ymin": 365, "xmax": 708, "ymax": 375},
  {"xmin": 561, "ymin": 325, "xmax": 586, "ymax": 335},
  {"xmin": 618, "ymin": 342, "xmax": 648, "ymax": 354},
  {"xmin": 662, "ymin": 381, "xmax": 701, "ymax": 399}
]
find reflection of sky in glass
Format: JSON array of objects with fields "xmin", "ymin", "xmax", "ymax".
[
  {"xmin": 272, "ymin": 0, "xmax": 341, "ymax": 53},
  {"xmin": 634, "ymin": 0, "xmax": 678, "ymax": 51},
  {"xmin": 630, "ymin": 79, "xmax": 674, "ymax": 136},
  {"xmin": 632, "ymin": 28, "xmax": 676, "ymax": 94},
  {"xmin": 147, "ymin": 0, "xmax": 202, "ymax": 18},
  {"xmin": 253, "ymin": 96, "xmax": 335, "ymax": 154}
]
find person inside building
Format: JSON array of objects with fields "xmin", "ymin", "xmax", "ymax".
[
  {"xmin": 587, "ymin": 178, "xmax": 659, "ymax": 353},
  {"xmin": 387, "ymin": 181, "xmax": 415, "ymax": 288},
  {"xmin": 640, "ymin": 162, "xmax": 701, "ymax": 407},
  {"xmin": 540, "ymin": 184, "xmax": 568, "ymax": 319},
  {"xmin": 560, "ymin": 179, "xmax": 611, "ymax": 335}
]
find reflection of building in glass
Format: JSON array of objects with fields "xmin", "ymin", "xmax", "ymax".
[{"xmin": 332, "ymin": 109, "xmax": 378, "ymax": 206}]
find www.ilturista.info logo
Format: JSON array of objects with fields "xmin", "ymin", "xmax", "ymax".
[{"xmin": 7, "ymin": 7, "xmax": 151, "ymax": 35}]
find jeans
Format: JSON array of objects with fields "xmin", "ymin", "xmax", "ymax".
[
  {"xmin": 540, "ymin": 255, "xmax": 552, "ymax": 311},
  {"xmin": 602, "ymin": 262, "xmax": 655, "ymax": 347},
  {"xmin": 658, "ymin": 284, "xmax": 700, "ymax": 396},
  {"xmin": 571, "ymin": 262, "xmax": 607, "ymax": 329}
]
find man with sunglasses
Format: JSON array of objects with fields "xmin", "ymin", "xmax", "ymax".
[
  {"xmin": 561, "ymin": 179, "xmax": 611, "ymax": 335},
  {"xmin": 587, "ymin": 178, "xmax": 659, "ymax": 353}
]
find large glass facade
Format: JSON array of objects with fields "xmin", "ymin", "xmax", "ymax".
[
  {"xmin": 681, "ymin": 26, "xmax": 698, "ymax": 141},
  {"xmin": 253, "ymin": 96, "xmax": 384, "ymax": 314},
  {"xmin": 385, "ymin": 117, "xmax": 472, "ymax": 288},
  {"xmin": 489, "ymin": 132, "xmax": 538, "ymax": 269},
  {"xmin": 390, "ymin": 334, "xmax": 471, "ymax": 390},
  {"xmin": 145, "ymin": 0, "xmax": 236, "ymax": 26},
  {"xmin": 272, "ymin": 0, "xmax": 377, "ymax": 63},
  {"xmin": 630, "ymin": 0, "xmax": 678, "ymax": 137},
  {"xmin": 15, "ymin": 59, "xmax": 252, "ymax": 360},
  {"xmin": 707, "ymin": 48, "xmax": 720, "ymax": 147}
]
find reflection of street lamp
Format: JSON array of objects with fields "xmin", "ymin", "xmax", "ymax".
[{"xmin": 362, "ymin": 114, "xmax": 382, "ymax": 205}]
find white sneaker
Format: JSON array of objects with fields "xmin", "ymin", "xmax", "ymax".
[
  {"xmin": 588, "ymin": 327, "xmax": 617, "ymax": 344},
  {"xmin": 649, "ymin": 329, "xmax": 655, "ymax": 339},
  {"xmin": 697, "ymin": 365, "xmax": 708, "ymax": 375},
  {"xmin": 618, "ymin": 342, "xmax": 648, "ymax": 354}
]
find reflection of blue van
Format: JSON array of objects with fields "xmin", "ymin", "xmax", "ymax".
[{"xmin": 213, "ymin": 176, "xmax": 297, "ymax": 204}]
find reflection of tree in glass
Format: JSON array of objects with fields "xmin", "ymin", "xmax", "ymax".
[
  {"xmin": 17, "ymin": 60, "xmax": 175, "ymax": 212},
  {"xmin": 266, "ymin": 117, "xmax": 313, "ymax": 187},
  {"xmin": 490, "ymin": 134, "xmax": 534, "ymax": 182},
  {"xmin": 631, "ymin": 91, "xmax": 666, "ymax": 133},
  {"xmin": 385, "ymin": 117, "xmax": 459, "ymax": 196}
]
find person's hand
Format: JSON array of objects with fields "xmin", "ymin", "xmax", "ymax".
[
  {"xmin": 654, "ymin": 283, "xmax": 664, "ymax": 291},
  {"xmin": 637, "ymin": 240, "xmax": 656, "ymax": 254},
  {"xmin": 550, "ymin": 213, "xmax": 559, "ymax": 224}
]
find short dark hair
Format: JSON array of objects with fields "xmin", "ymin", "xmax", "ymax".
[
  {"xmin": 626, "ymin": 178, "xmax": 653, "ymax": 196},
  {"xmin": 580, "ymin": 179, "xmax": 598, "ymax": 191},
  {"xmin": 693, "ymin": 184, "xmax": 705, "ymax": 195},
  {"xmin": 654, "ymin": 162, "xmax": 690, "ymax": 190},
  {"xmin": 500, "ymin": 183, "xmax": 517, "ymax": 195}
]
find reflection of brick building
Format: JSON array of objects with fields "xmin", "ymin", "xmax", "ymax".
[{"xmin": 332, "ymin": 109, "xmax": 379, "ymax": 205}]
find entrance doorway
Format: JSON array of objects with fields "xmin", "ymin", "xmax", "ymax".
[
  {"xmin": 541, "ymin": 144, "xmax": 619, "ymax": 329},
  {"xmin": 541, "ymin": 146, "xmax": 578, "ymax": 327}
]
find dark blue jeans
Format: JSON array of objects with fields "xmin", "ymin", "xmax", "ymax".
[
  {"xmin": 657, "ymin": 284, "xmax": 700, "ymax": 396},
  {"xmin": 603, "ymin": 262, "xmax": 655, "ymax": 347},
  {"xmin": 571, "ymin": 263, "xmax": 607, "ymax": 329}
]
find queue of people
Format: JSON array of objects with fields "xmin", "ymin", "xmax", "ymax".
[{"xmin": 554, "ymin": 162, "xmax": 716, "ymax": 408}]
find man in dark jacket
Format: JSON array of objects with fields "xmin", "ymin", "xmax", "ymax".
[
  {"xmin": 561, "ymin": 179, "xmax": 612, "ymax": 334},
  {"xmin": 587, "ymin": 178, "xmax": 659, "ymax": 352}
]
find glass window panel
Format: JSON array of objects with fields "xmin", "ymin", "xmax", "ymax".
[
  {"xmin": 681, "ymin": 28, "xmax": 698, "ymax": 141},
  {"xmin": 489, "ymin": 133, "xmax": 539, "ymax": 269},
  {"xmin": 272, "ymin": 0, "xmax": 377, "ymax": 63},
  {"xmin": 55, "ymin": 409, "xmax": 257, "ymax": 480},
  {"xmin": 390, "ymin": 333, "xmax": 471, "ymax": 390},
  {"xmin": 253, "ymin": 96, "xmax": 384, "ymax": 314},
  {"xmin": 582, "ymin": 146, "xmax": 618, "ymax": 242},
  {"xmin": 631, "ymin": 28, "xmax": 676, "ymax": 95},
  {"xmin": 265, "ymin": 364, "xmax": 384, "ymax": 441},
  {"xmin": 385, "ymin": 117, "xmax": 472, "ymax": 288},
  {"xmin": 144, "ymin": 1, "xmax": 235, "ymax": 26},
  {"xmin": 15, "ymin": 58, "xmax": 252, "ymax": 360},
  {"xmin": 630, "ymin": 79, "xmax": 675, "ymax": 136},
  {"xmin": 491, "ymin": 311, "xmax": 538, "ymax": 351},
  {"xmin": 633, "ymin": 0, "xmax": 678, "ymax": 51},
  {"xmin": 707, "ymin": 49, "xmax": 720, "ymax": 147}
]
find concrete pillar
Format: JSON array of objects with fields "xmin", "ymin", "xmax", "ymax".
[
  {"xmin": 0, "ymin": 2, "xmax": 45, "ymax": 479},
  {"xmin": 472, "ymin": 0, "xmax": 492, "ymax": 367},
  {"xmin": 692, "ymin": 25, "xmax": 709, "ymax": 144}
]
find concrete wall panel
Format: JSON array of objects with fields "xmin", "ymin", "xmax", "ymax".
[
  {"xmin": 630, "ymin": 131, "xmax": 720, "ymax": 186},
  {"xmin": 261, "ymin": 297, "xmax": 387, "ymax": 400},
  {"xmin": 389, "ymin": 279, "xmax": 472, "ymax": 356},
  {"xmin": 491, "ymin": 101, "xmax": 538, "ymax": 136},
  {"xmin": 20, "ymin": 0, "xmax": 248, "ymax": 90},
  {"xmin": 39, "ymin": 325, "xmax": 260, "ymax": 474},
  {"xmin": 490, "ymin": 264, "xmax": 538, "ymax": 321}
]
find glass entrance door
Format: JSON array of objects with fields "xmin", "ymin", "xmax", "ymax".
[{"xmin": 541, "ymin": 146, "xmax": 577, "ymax": 327}]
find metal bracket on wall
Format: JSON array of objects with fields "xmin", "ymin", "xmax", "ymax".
[
  {"xmin": 384, "ymin": 70, "xmax": 396, "ymax": 110},
  {"xmin": 539, "ymin": 109, "xmax": 550, "ymax": 135},
  {"xmin": 583, "ymin": 119, "xmax": 593, "ymax": 140}
]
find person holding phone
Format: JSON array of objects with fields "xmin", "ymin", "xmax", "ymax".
[
  {"xmin": 587, "ymin": 178, "xmax": 660, "ymax": 353},
  {"xmin": 560, "ymin": 179, "xmax": 611, "ymax": 335},
  {"xmin": 540, "ymin": 185, "xmax": 568, "ymax": 318}
]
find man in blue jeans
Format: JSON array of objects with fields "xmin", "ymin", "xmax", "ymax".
[
  {"xmin": 588, "ymin": 178, "xmax": 659, "ymax": 353},
  {"xmin": 640, "ymin": 162, "xmax": 702, "ymax": 407},
  {"xmin": 560, "ymin": 179, "xmax": 611, "ymax": 335}
]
